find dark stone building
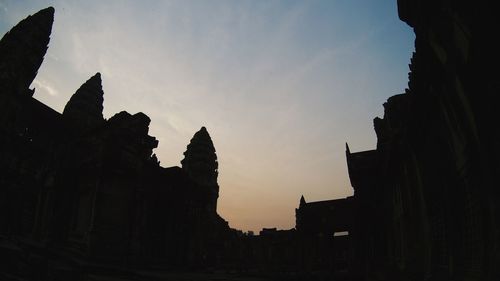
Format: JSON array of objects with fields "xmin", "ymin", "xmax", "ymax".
[
  {"xmin": 290, "ymin": 1, "xmax": 500, "ymax": 280},
  {"xmin": 296, "ymin": 195, "xmax": 353, "ymax": 237},
  {"xmin": 295, "ymin": 196, "xmax": 354, "ymax": 273},
  {"xmin": 193, "ymin": 196, "xmax": 356, "ymax": 277},
  {"xmin": 344, "ymin": 0, "xmax": 500, "ymax": 280},
  {"xmin": 0, "ymin": 7, "xmax": 231, "ymax": 280}
]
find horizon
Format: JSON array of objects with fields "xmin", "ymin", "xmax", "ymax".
[{"xmin": 0, "ymin": 0, "xmax": 415, "ymax": 232}]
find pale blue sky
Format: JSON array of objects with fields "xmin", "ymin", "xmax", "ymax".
[{"xmin": 0, "ymin": 0, "xmax": 414, "ymax": 232}]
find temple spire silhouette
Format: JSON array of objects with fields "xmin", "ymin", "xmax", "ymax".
[
  {"xmin": 181, "ymin": 126, "xmax": 219, "ymax": 186},
  {"xmin": 300, "ymin": 195, "xmax": 306, "ymax": 207},
  {"xmin": 63, "ymin": 72, "xmax": 104, "ymax": 130},
  {"xmin": 0, "ymin": 7, "xmax": 54, "ymax": 95},
  {"xmin": 182, "ymin": 126, "xmax": 219, "ymax": 212}
]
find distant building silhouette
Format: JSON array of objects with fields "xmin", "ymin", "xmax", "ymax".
[{"xmin": 295, "ymin": 196, "xmax": 354, "ymax": 272}]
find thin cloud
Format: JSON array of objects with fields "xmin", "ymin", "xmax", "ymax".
[{"xmin": 32, "ymin": 78, "xmax": 59, "ymax": 97}]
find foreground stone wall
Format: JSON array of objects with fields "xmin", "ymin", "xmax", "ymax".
[{"xmin": 347, "ymin": 1, "xmax": 500, "ymax": 280}]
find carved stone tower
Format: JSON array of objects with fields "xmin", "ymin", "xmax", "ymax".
[
  {"xmin": 63, "ymin": 72, "xmax": 104, "ymax": 130},
  {"xmin": 0, "ymin": 7, "xmax": 54, "ymax": 96},
  {"xmin": 181, "ymin": 127, "xmax": 219, "ymax": 212}
]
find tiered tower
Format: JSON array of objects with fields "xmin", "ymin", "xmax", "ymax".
[
  {"xmin": 63, "ymin": 72, "xmax": 104, "ymax": 130},
  {"xmin": 0, "ymin": 7, "xmax": 54, "ymax": 96},
  {"xmin": 181, "ymin": 127, "xmax": 219, "ymax": 212}
]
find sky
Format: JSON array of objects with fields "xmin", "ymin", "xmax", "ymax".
[{"xmin": 0, "ymin": 0, "xmax": 414, "ymax": 232}]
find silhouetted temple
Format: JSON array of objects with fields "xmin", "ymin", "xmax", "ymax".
[
  {"xmin": 1, "ymin": 1, "xmax": 499, "ymax": 280},
  {"xmin": 278, "ymin": 0, "xmax": 500, "ymax": 280},
  {"xmin": 0, "ymin": 7, "xmax": 232, "ymax": 280},
  {"xmin": 343, "ymin": 0, "xmax": 500, "ymax": 280}
]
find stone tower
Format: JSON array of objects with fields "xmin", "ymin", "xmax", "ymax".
[
  {"xmin": 63, "ymin": 72, "xmax": 104, "ymax": 130},
  {"xmin": 181, "ymin": 127, "xmax": 219, "ymax": 212},
  {"xmin": 0, "ymin": 7, "xmax": 54, "ymax": 96}
]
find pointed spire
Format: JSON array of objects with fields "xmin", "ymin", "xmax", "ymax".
[
  {"xmin": 300, "ymin": 195, "xmax": 306, "ymax": 207},
  {"xmin": 181, "ymin": 126, "xmax": 218, "ymax": 186},
  {"xmin": 63, "ymin": 73, "xmax": 104, "ymax": 129},
  {"xmin": 345, "ymin": 142, "xmax": 351, "ymax": 155},
  {"xmin": 0, "ymin": 7, "xmax": 54, "ymax": 95}
]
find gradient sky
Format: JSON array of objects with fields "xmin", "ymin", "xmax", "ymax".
[{"xmin": 0, "ymin": 0, "xmax": 414, "ymax": 232}]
